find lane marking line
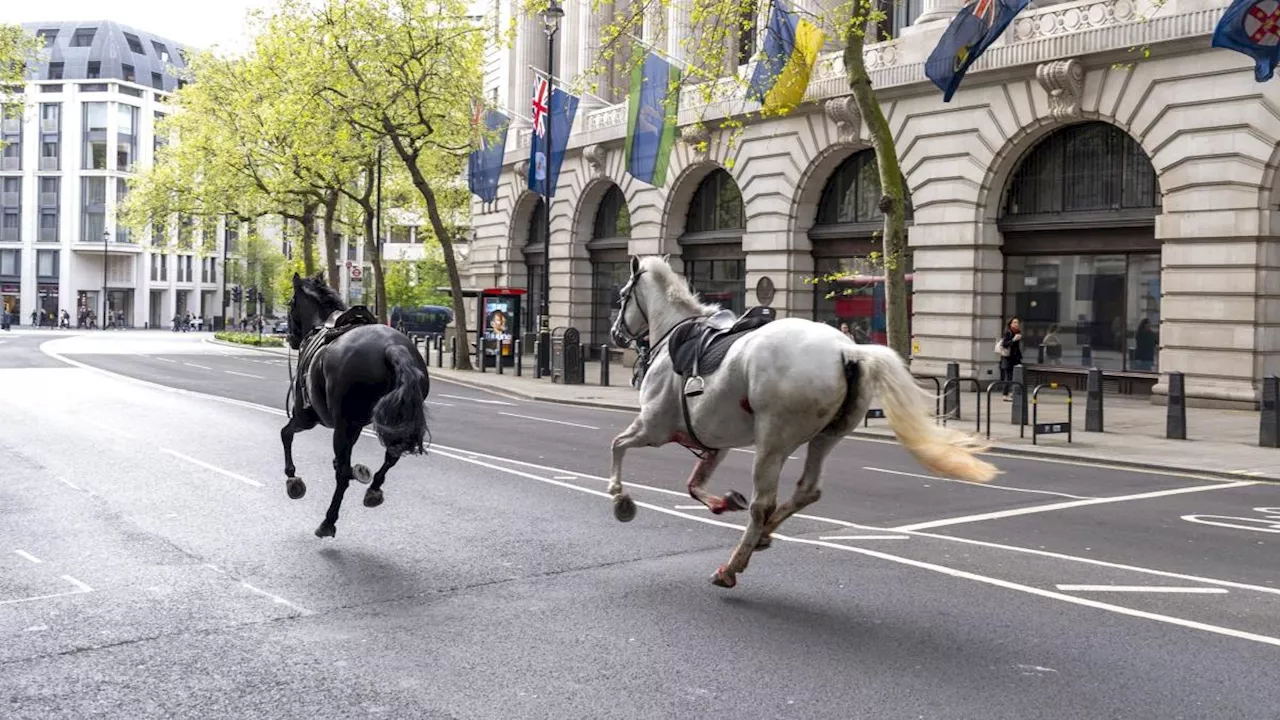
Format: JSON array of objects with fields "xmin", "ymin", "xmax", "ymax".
[
  {"xmin": 225, "ymin": 370, "xmax": 265, "ymax": 379},
  {"xmin": 891, "ymin": 481, "xmax": 1258, "ymax": 532},
  {"xmin": 674, "ymin": 505, "xmax": 705, "ymax": 510},
  {"xmin": 731, "ymin": 448, "xmax": 800, "ymax": 460},
  {"xmin": 553, "ymin": 475, "xmax": 578, "ymax": 480},
  {"xmin": 1181, "ymin": 514, "xmax": 1280, "ymax": 534},
  {"xmin": 182, "ymin": 362, "xmax": 212, "ymax": 370},
  {"xmin": 47, "ymin": 348, "xmax": 1280, "ymax": 603},
  {"xmin": 240, "ymin": 581, "xmax": 313, "ymax": 616},
  {"xmin": 0, "ymin": 588, "xmax": 92, "ymax": 606},
  {"xmin": 13, "ymin": 550, "xmax": 43, "ymax": 564},
  {"xmin": 54, "ymin": 475, "xmax": 83, "ymax": 491},
  {"xmin": 427, "ymin": 446, "xmax": 1280, "ymax": 650},
  {"xmin": 426, "ymin": 401, "xmax": 456, "ymax": 407},
  {"xmin": 497, "ymin": 412, "xmax": 600, "ymax": 430},
  {"xmin": 819, "ymin": 535, "xmax": 911, "ymax": 541},
  {"xmin": 153, "ymin": 357, "xmax": 176, "ymax": 363},
  {"xmin": 163, "ymin": 449, "xmax": 265, "ymax": 488},
  {"xmin": 61, "ymin": 575, "xmax": 94, "ymax": 593},
  {"xmin": 863, "ymin": 466, "xmax": 1092, "ymax": 500},
  {"xmin": 440, "ymin": 393, "xmax": 516, "ymax": 406},
  {"xmin": 1055, "ymin": 585, "xmax": 1229, "ymax": 594}
]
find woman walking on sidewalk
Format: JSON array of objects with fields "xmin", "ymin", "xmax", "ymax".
[{"xmin": 999, "ymin": 317, "xmax": 1023, "ymax": 401}]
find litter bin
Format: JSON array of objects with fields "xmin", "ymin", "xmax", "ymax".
[{"xmin": 551, "ymin": 326, "xmax": 584, "ymax": 385}]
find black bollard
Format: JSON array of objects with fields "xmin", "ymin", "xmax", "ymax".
[
  {"xmin": 580, "ymin": 342, "xmax": 587, "ymax": 382},
  {"xmin": 515, "ymin": 339, "xmax": 523, "ymax": 377},
  {"xmin": 497, "ymin": 342, "xmax": 504, "ymax": 374},
  {"xmin": 944, "ymin": 362, "xmax": 960, "ymax": 419},
  {"xmin": 1260, "ymin": 375, "xmax": 1278, "ymax": 448},
  {"xmin": 1167, "ymin": 371, "xmax": 1187, "ymax": 440},
  {"xmin": 1086, "ymin": 367, "xmax": 1104, "ymax": 433},
  {"xmin": 436, "ymin": 336, "xmax": 443, "ymax": 368},
  {"xmin": 600, "ymin": 344, "xmax": 610, "ymax": 386},
  {"xmin": 1037, "ymin": 344, "xmax": 1046, "ymax": 364},
  {"xmin": 534, "ymin": 339, "xmax": 542, "ymax": 379},
  {"xmin": 1011, "ymin": 364, "xmax": 1026, "ymax": 426},
  {"xmin": 1081, "ymin": 345, "xmax": 1093, "ymax": 367},
  {"xmin": 450, "ymin": 337, "xmax": 457, "ymax": 369}
]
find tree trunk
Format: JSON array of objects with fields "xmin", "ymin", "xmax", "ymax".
[
  {"xmin": 321, "ymin": 189, "xmax": 341, "ymax": 291},
  {"xmin": 844, "ymin": 21, "xmax": 910, "ymax": 359},
  {"xmin": 357, "ymin": 166, "xmax": 388, "ymax": 323},
  {"xmin": 300, "ymin": 201, "xmax": 318, "ymax": 276}
]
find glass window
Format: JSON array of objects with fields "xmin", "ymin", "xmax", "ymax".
[
  {"xmin": 524, "ymin": 261, "xmax": 544, "ymax": 333},
  {"xmin": 686, "ymin": 169, "xmax": 744, "ymax": 234},
  {"xmin": 117, "ymin": 105, "xmax": 138, "ymax": 171},
  {"xmin": 124, "ymin": 33, "xmax": 145, "ymax": 54},
  {"xmin": 36, "ymin": 250, "xmax": 59, "ymax": 278},
  {"xmin": 0, "ymin": 249, "xmax": 19, "ymax": 276},
  {"xmin": 71, "ymin": 29, "xmax": 96, "ymax": 47},
  {"xmin": 1, "ymin": 211, "xmax": 18, "ymax": 242},
  {"xmin": 685, "ymin": 259, "xmax": 746, "ymax": 316},
  {"xmin": 813, "ymin": 256, "xmax": 914, "ymax": 344},
  {"xmin": 48, "ymin": 62, "xmax": 64, "ymax": 80},
  {"xmin": 86, "ymin": 61, "xmax": 101, "ymax": 79},
  {"xmin": 81, "ymin": 177, "xmax": 107, "ymax": 242},
  {"xmin": 122, "ymin": 64, "xmax": 136, "ymax": 84},
  {"xmin": 1003, "ymin": 253, "xmax": 1159, "ymax": 373},
  {"xmin": 152, "ymin": 42, "xmax": 171, "ymax": 63},
  {"xmin": 591, "ymin": 257, "xmax": 630, "ymax": 346},
  {"xmin": 39, "ymin": 177, "xmax": 58, "ymax": 207},
  {"xmin": 115, "ymin": 179, "xmax": 131, "ymax": 243},
  {"xmin": 389, "ymin": 225, "xmax": 412, "ymax": 243},
  {"xmin": 37, "ymin": 29, "xmax": 58, "ymax": 47},
  {"xmin": 592, "ymin": 186, "xmax": 631, "ymax": 240},
  {"xmin": 39, "ymin": 211, "xmax": 58, "ymax": 243},
  {"xmin": 83, "ymin": 102, "xmax": 108, "ymax": 169},
  {"xmin": 1004, "ymin": 123, "xmax": 1160, "ymax": 218},
  {"xmin": 815, "ymin": 150, "xmax": 915, "ymax": 226}
]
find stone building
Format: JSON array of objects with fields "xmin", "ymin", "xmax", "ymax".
[{"xmin": 465, "ymin": 0, "xmax": 1280, "ymax": 407}]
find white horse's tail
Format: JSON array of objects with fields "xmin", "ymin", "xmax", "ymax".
[{"xmin": 853, "ymin": 344, "xmax": 1000, "ymax": 484}]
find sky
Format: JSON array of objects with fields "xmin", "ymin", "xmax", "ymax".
[{"xmin": 0, "ymin": 0, "xmax": 270, "ymax": 52}]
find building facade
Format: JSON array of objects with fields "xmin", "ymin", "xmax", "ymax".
[
  {"xmin": 1, "ymin": 21, "xmax": 232, "ymax": 329},
  {"xmin": 465, "ymin": 0, "xmax": 1280, "ymax": 408}
]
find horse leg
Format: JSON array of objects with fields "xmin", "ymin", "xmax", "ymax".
[
  {"xmin": 712, "ymin": 448, "xmax": 784, "ymax": 589},
  {"xmin": 609, "ymin": 416, "xmax": 660, "ymax": 523},
  {"xmin": 755, "ymin": 433, "xmax": 841, "ymax": 550},
  {"xmin": 363, "ymin": 450, "xmax": 399, "ymax": 508},
  {"xmin": 685, "ymin": 450, "xmax": 745, "ymax": 515},
  {"xmin": 280, "ymin": 409, "xmax": 318, "ymax": 500},
  {"xmin": 316, "ymin": 423, "xmax": 363, "ymax": 538}
]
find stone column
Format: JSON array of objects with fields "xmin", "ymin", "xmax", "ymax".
[
  {"xmin": 912, "ymin": 0, "xmax": 966, "ymax": 27},
  {"xmin": 667, "ymin": 0, "xmax": 692, "ymax": 63},
  {"xmin": 580, "ymin": 0, "xmax": 609, "ymax": 109}
]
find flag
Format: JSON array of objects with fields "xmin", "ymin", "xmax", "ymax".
[
  {"xmin": 925, "ymin": 0, "xmax": 1030, "ymax": 102},
  {"xmin": 746, "ymin": 0, "xmax": 826, "ymax": 114},
  {"xmin": 1212, "ymin": 0, "xmax": 1280, "ymax": 82},
  {"xmin": 468, "ymin": 99, "xmax": 510, "ymax": 203},
  {"xmin": 527, "ymin": 76, "xmax": 579, "ymax": 197},
  {"xmin": 625, "ymin": 52, "xmax": 681, "ymax": 187}
]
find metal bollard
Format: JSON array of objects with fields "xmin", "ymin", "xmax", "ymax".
[
  {"xmin": 515, "ymin": 339, "xmax": 523, "ymax": 376},
  {"xmin": 1037, "ymin": 344, "xmax": 1046, "ymax": 364},
  {"xmin": 436, "ymin": 336, "xmax": 443, "ymax": 368},
  {"xmin": 1167, "ymin": 371, "xmax": 1187, "ymax": 440},
  {"xmin": 450, "ymin": 337, "xmax": 457, "ymax": 369},
  {"xmin": 480, "ymin": 340, "xmax": 486, "ymax": 373},
  {"xmin": 1260, "ymin": 375, "xmax": 1278, "ymax": 448},
  {"xmin": 534, "ymin": 339, "xmax": 542, "ymax": 379},
  {"xmin": 1082, "ymin": 345, "xmax": 1093, "ymax": 367},
  {"xmin": 944, "ymin": 362, "xmax": 960, "ymax": 419},
  {"xmin": 600, "ymin": 344, "xmax": 610, "ymax": 386},
  {"xmin": 1086, "ymin": 367, "xmax": 1104, "ymax": 433},
  {"xmin": 497, "ymin": 342, "xmax": 504, "ymax": 374},
  {"xmin": 580, "ymin": 342, "xmax": 587, "ymax": 382},
  {"xmin": 1011, "ymin": 364, "xmax": 1026, "ymax": 426}
]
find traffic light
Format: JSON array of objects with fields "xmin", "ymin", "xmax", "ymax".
[{"xmin": 232, "ymin": 286, "xmax": 242, "ymax": 303}]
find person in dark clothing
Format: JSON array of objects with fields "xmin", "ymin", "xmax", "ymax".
[
  {"xmin": 1134, "ymin": 318, "xmax": 1156, "ymax": 371},
  {"xmin": 1000, "ymin": 317, "xmax": 1023, "ymax": 400}
]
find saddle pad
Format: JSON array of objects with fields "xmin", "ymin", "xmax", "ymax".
[{"xmin": 670, "ymin": 328, "xmax": 754, "ymax": 378}]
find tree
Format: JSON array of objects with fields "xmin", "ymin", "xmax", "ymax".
[
  {"xmin": 585, "ymin": 0, "xmax": 911, "ymax": 357},
  {"xmin": 1, "ymin": 24, "xmax": 39, "ymax": 143}
]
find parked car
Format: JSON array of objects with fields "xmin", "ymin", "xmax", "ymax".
[
  {"xmin": 273, "ymin": 319, "xmax": 289, "ymax": 335},
  {"xmin": 390, "ymin": 305, "xmax": 453, "ymax": 336}
]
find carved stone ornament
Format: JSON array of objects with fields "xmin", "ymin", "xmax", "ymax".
[
  {"xmin": 679, "ymin": 125, "xmax": 711, "ymax": 160},
  {"xmin": 584, "ymin": 144, "xmax": 608, "ymax": 178},
  {"xmin": 824, "ymin": 97, "xmax": 862, "ymax": 145},
  {"xmin": 1036, "ymin": 58, "xmax": 1085, "ymax": 121}
]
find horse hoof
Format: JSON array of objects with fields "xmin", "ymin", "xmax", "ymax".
[
  {"xmin": 613, "ymin": 494, "xmax": 637, "ymax": 523},
  {"xmin": 352, "ymin": 464, "xmax": 372, "ymax": 485},
  {"xmin": 723, "ymin": 491, "xmax": 748, "ymax": 512},
  {"xmin": 755, "ymin": 535, "xmax": 773, "ymax": 550},
  {"xmin": 711, "ymin": 566, "xmax": 737, "ymax": 588},
  {"xmin": 315, "ymin": 522, "xmax": 336, "ymax": 538},
  {"xmin": 286, "ymin": 477, "xmax": 306, "ymax": 500},
  {"xmin": 363, "ymin": 488, "xmax": 384, "ymax": 507}
]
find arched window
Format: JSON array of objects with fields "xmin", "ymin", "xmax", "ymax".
[
  {"xmin": 680, "ymin": 169, "xmax": 745, "ymax": 315},
  {"xmin": 521, "ymin": 198, "xmax": 547, "ymax": 334},
  {"xmin": 999, "ymin": 122, "xmax": 1162, "ymax": 376},
  {"xmin": 589, "ymin": 185, "xmax": 631, "ymax": 348},
  {"xmin": 810, "ymin": 150, "xmax": 913, "ymax": 344}
]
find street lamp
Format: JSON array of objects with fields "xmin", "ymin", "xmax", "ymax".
[
  {"xmin": 101, "ymin": 230, "xmax": 110, "ymax": 330},
  {"xmin": 537, "ymin": 0, "xmax": 563, "ymax": 378}
]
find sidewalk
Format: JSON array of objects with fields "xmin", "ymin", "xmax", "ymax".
[{"xmin": 418, "ymin": 350, "xmax": 1280, "ymax": 483}]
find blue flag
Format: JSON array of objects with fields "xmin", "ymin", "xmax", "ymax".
[
  {"xmin": 527, "ymin": 77, "xmax": 579, "ymax": 197},
  {"xmin": 625, "ymin": 52, "xmax": 681, "ymax": 187},
  {"xmin": 925, "ymin": 0, "xmax": 1030, "ymax": 102},
  {"xmin": 468, "ymin": 101, "xmax": 510, "ymax": 203},
  {"xmin": 1212, "ymin": 0, "xmax": 1280, "ymax": 82}
]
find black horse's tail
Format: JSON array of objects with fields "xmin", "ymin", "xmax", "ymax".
[{"xmin": 372, "ymin": 344, "xmax": 429, "ymax": 456}]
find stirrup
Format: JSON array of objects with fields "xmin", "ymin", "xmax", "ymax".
[{"xmin": 684, "ymin": 375, "xmax": 706, "ymax": 397}]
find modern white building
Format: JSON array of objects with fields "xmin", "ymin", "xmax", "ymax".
[
  {"xmin": 466, "ymin": 0, "xmax": 1280, "ymax": 408},
  {"xmin": 0, "ymin": 20, "xmax": 231, "ymax": 329}
]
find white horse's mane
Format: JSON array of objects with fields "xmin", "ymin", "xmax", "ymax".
[{"xmin": 637, "ymin": 255, "xmax": 719, "ymax": 316}]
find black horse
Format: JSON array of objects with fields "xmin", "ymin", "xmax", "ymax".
[{"xmin": 282, "ymin": 272, "xmax": 431, "ymax": 538}]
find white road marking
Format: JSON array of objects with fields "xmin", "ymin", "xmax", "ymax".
[
  {"xmin": 240, "ymin": 582, "xmax": 312, "ymax": 616},
  {"xmin": 426, "ymin": 401, "xmax": 456, "ymax": 407},
  {"xmin": 61, "ymin": 575, "xmax": 94, "ymax": 593},
  {"xmin": 730, "ymin": 448, "xmax": 800, "ymax": 460},
  {"xmin": 0, "ymin": 588, "xmax": 93, "ymax": 606},
  {"xmin": 819, "ymin": 535, "xmax": 911, "ymax": 541},
  {"xmin": 1056, "ymin": 585, "xmax": 1229, "ymax": 594},
  {"xmin": 426, "ymin": 446, "xmax": 1280, "ymax": 649},
  {"xmin": 440, "ymin": 393, "xmax": 516, "ymax": 406},
  {"xmin": 153, "ymin": 357, "xmax": 176, "ymax": 363},
  {"xmin": 674, "ymin": 504, "xmax": 706, "ymax": 510},
  {"xmin": 182, "ymin": 362, "xmax": 212, "ymax": 370},
  {"xmin": 163, "ymin": 449, "xmax": 265, "ymax": 488},
  {"xmin": 225, "ymin": 370, "xmax": 264, "ymax": 379},
  {"xmin": 54, "ymin": 475, "xmax": 83, "ymax": 491},
  {"xmin": 13, "ymin": 549, "xmax": 43, "ymax": 564},
  {"xmin": 863, "ymin": 466, "xmax": 1092, "ymax": 500},
  {"xmin": 553, "ymin": 475, "xmax": 578, "ymax": 480},
  {"xmin": 497, "ymin": 412, "xmax": 600, "ymax": 430},
  {"xmin": 891, "ymin": 481, "xmax": 1258, "ymax": 532},
  {"xmin": 1182, "ymin": 508, "xmax": 1280, "ymax": 534}
]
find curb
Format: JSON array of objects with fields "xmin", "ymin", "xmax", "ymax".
[
  {"xmin": 429, "ymin": 370, "xmax": 641, "ymax": 413},
  {"xmin": 206, "ymin": 337, "xmax": 291, "ymax": 356}
]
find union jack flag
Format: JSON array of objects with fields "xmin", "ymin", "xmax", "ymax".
[
  {"xmin": 531, "ymin": 77, "xmax": 549, "ymax": 136},
  {"xmin": 471, "ymin": 97, "xmax": 487, "ymax": 149}
]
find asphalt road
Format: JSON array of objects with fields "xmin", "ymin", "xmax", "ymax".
[{"xmin": 2, "ymin": 330, "xmax": 1278, "ymax": 719}]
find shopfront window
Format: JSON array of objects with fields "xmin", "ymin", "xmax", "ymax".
[
  {"xmin": 684, "ymin": 258, "xmax": 746, "ymax": 316},
  {"xmin": 681, "ymin": 169, "xmax": 745, "ymax": 315},
  {"xmin": 813, "ymin": 256, "xmax": 913, "ymax": 344},
  {"xmin": 592, "ymin": 259, "xmax": 631, "ymax": 346},
  {"xmin": 590, "ymin": 185, "xmax": 631, "ymax": 347},
  {"xmin": 522, "ymin": 198, "xmax": 547, "ymax": 334},
  {"xmin": 1003, "ymin": 253, "xmax": 1159, "ymax": 373}
]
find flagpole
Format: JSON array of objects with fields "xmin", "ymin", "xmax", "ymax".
[
  {"xmin": 525, "ymin": 65, "xmax": 612, "ymax": 106},
  {"xmin": 537, "ymin": 0, "xmax": 564, "ymax": 378}
]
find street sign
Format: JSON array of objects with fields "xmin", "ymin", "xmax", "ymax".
[{"xmin": 351, "ymin": 267, "xmax": 363, "ymax": 280}]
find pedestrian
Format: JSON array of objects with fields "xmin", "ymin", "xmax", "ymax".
[
  {"xmin": 997, "ymin": 317, "xmax": 1023, "ymax": 401},
  {"xmin": 30, "ymin": 309, "xmax": 38, "ymax": 327},
  {"xmin": 839, "ymin": 322, "xmax": 857, "ymax": 342}
]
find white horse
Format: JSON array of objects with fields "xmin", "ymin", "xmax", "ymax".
[{"xmin": 607, "ymin": 256, "xmax": 999, "ymax": 588}]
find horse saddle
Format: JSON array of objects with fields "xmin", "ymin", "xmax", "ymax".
[
  {"xmin": 296, "ymin": 306, "xmax": 380, "ymax": 411},
  {"xmin": 669, "ymin": 306, "xmax": 776, "ymax": 397}
]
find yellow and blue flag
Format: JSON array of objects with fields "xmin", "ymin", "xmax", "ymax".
[
  {"xmin": 1212, "ymin": 0, "xmax": 1280, "ymax": 81},
  {"xmin": 746, "ymin": 0, "xmax": 826, "ymax": 114},
  {"xmin": 925, "ymin": 0, "xmax": 1030, "ymax": 102}
]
